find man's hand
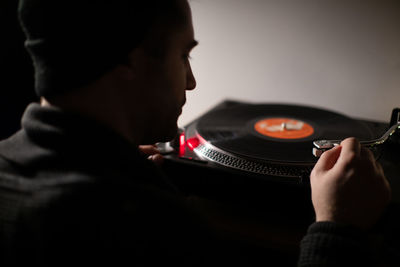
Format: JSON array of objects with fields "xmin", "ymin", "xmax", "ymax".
[
  {"xmin": 139, "ymin": 145, "xmax": 164, "ymax": 166},
  {"xmin": 310, "ymin": 137, "xmax": 391, "ymax": 230}
]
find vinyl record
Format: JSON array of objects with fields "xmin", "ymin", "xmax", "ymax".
[{"xmin": 196, "ymin": 103, "xmax": 375, "ymax": 164}]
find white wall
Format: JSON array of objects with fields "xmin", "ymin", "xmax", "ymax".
[{"xmin": 179, "ymin": 0, "xmax": 400, "ymax": 126}]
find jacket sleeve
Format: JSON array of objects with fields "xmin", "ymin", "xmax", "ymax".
[{"xmin": 298, "ymin": 221, "xmax": 381, "ymax": 267}]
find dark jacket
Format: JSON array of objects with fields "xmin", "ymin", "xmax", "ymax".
[
  {"xmin": 1, "ymin": 103, "xmax": 398, "ymax": 267},
  {"xmin": 0, "ymin": 103, "xmax": 218, "ymax": 266}
]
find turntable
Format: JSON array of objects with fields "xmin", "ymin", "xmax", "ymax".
[
  {"xmin": 157, "ymin": 99, "xmax": 400, "ymax": 233},
  {"xmin": 163, "ymin": 100, "xmax": 393, "ymax": 173},
  {"xmin": 158, "ymin": 100, "xmax": 400, "ymax": 260}
]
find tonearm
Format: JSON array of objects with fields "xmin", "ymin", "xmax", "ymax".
[{"xmin": 313, "ymin": 108, "xmax": 400, "ymax": 157}]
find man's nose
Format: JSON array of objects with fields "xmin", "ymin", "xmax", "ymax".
[{"xmin": 186, "ymin": 64, "xmax": 196, "ymax": 91}]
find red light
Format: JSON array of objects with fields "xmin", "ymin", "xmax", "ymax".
[
  {"xmin": 186, "ymin": 137, "xmax": 200, "ymax": 150},
  {"xmin": 179, "ymin": 133, "xmax": 185, "ymax": 147},
  {"xmin": 179, "ymin": 132, "xmax": 186, "ymax": 157}
]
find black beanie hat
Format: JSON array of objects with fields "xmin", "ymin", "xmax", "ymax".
[{"xmin": 18, "ymin": 0, "xmax": 178, "ymax": 98}]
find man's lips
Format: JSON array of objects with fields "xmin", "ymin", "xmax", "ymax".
[{"xmin": 180, "ymin": 98, "xmax": 187, "ymax": 113}]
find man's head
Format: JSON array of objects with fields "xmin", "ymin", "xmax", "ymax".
[
  {"xmin": 18, "ymin": 0, "xmax": 192, "ymax": 97},
  {"xmin": 19, "ymin": 0, "xmax": 197, "ymax": 144},
  {"xmin": 113, "ymin": 0, "xmax": 198, "ymax": 143}
]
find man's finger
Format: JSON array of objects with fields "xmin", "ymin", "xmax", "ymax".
[
  {"xmin": 376, "ymin": 161, "xmax": 384, "ymax": 174},
  {"xmin": 148, "ymin": 154, "xmax": 164, "ymax": 166},
  {"xmin": 337, "ymin": 137, "xmax": 361, "ymax": 164},
  {"xmin": 360, "ymin": 147, "xmax": 376, "ymax": 165},
  {"xmin": 313, "ymin": 145, "xmax": 342, "ymax": 174},
  {"xmin": 139, "ymin": 145, "xmax": 160, "ymax": 155}
]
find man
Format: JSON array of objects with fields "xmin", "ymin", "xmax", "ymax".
[
  {"xmin": 1, "ymin": 1, "xmax": 212, "ymax": 266},
  {"xmin": 0, "ymin": 0, "xmax": 393, "ymax": 266}
]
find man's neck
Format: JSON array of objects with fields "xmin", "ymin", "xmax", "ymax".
[{"xmin": 39, "ymin": 80, "xmax": 145, "ymax": 147}]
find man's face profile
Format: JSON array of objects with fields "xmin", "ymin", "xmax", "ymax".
[{"xmin": 123, "ymin": 0, "xmax": 198, "ymax": 144}]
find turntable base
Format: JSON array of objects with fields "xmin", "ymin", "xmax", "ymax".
[{"xmin": 163, "ymin": 100, "xmax": 388, "ymax": 186}]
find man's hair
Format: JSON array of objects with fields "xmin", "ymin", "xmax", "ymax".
[{"xmin": 18, "ymin": 0, "xmax": 188, "ymax": 98}]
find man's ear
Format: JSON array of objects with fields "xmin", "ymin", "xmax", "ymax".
[{"xmin": 115, "ymin": 47, "xmax": 145, "ymax": 81}]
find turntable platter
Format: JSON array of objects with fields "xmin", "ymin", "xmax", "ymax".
[{"xmin": 196, "ymin": 103, "xmax": 375, "ymax": 164}]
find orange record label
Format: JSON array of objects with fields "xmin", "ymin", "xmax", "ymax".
[{"xmin": 254, "ymin": 118, "xmax": 314, "ymax": 139}]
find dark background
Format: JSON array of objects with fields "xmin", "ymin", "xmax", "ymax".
[{"xmin": 0, "ymin": 0, "xmax": 37, "ymax": 140}]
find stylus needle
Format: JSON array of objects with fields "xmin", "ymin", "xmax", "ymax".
[{"xmin": 312, "ymin": 122, "xmax": 400, "ymax": 157}]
